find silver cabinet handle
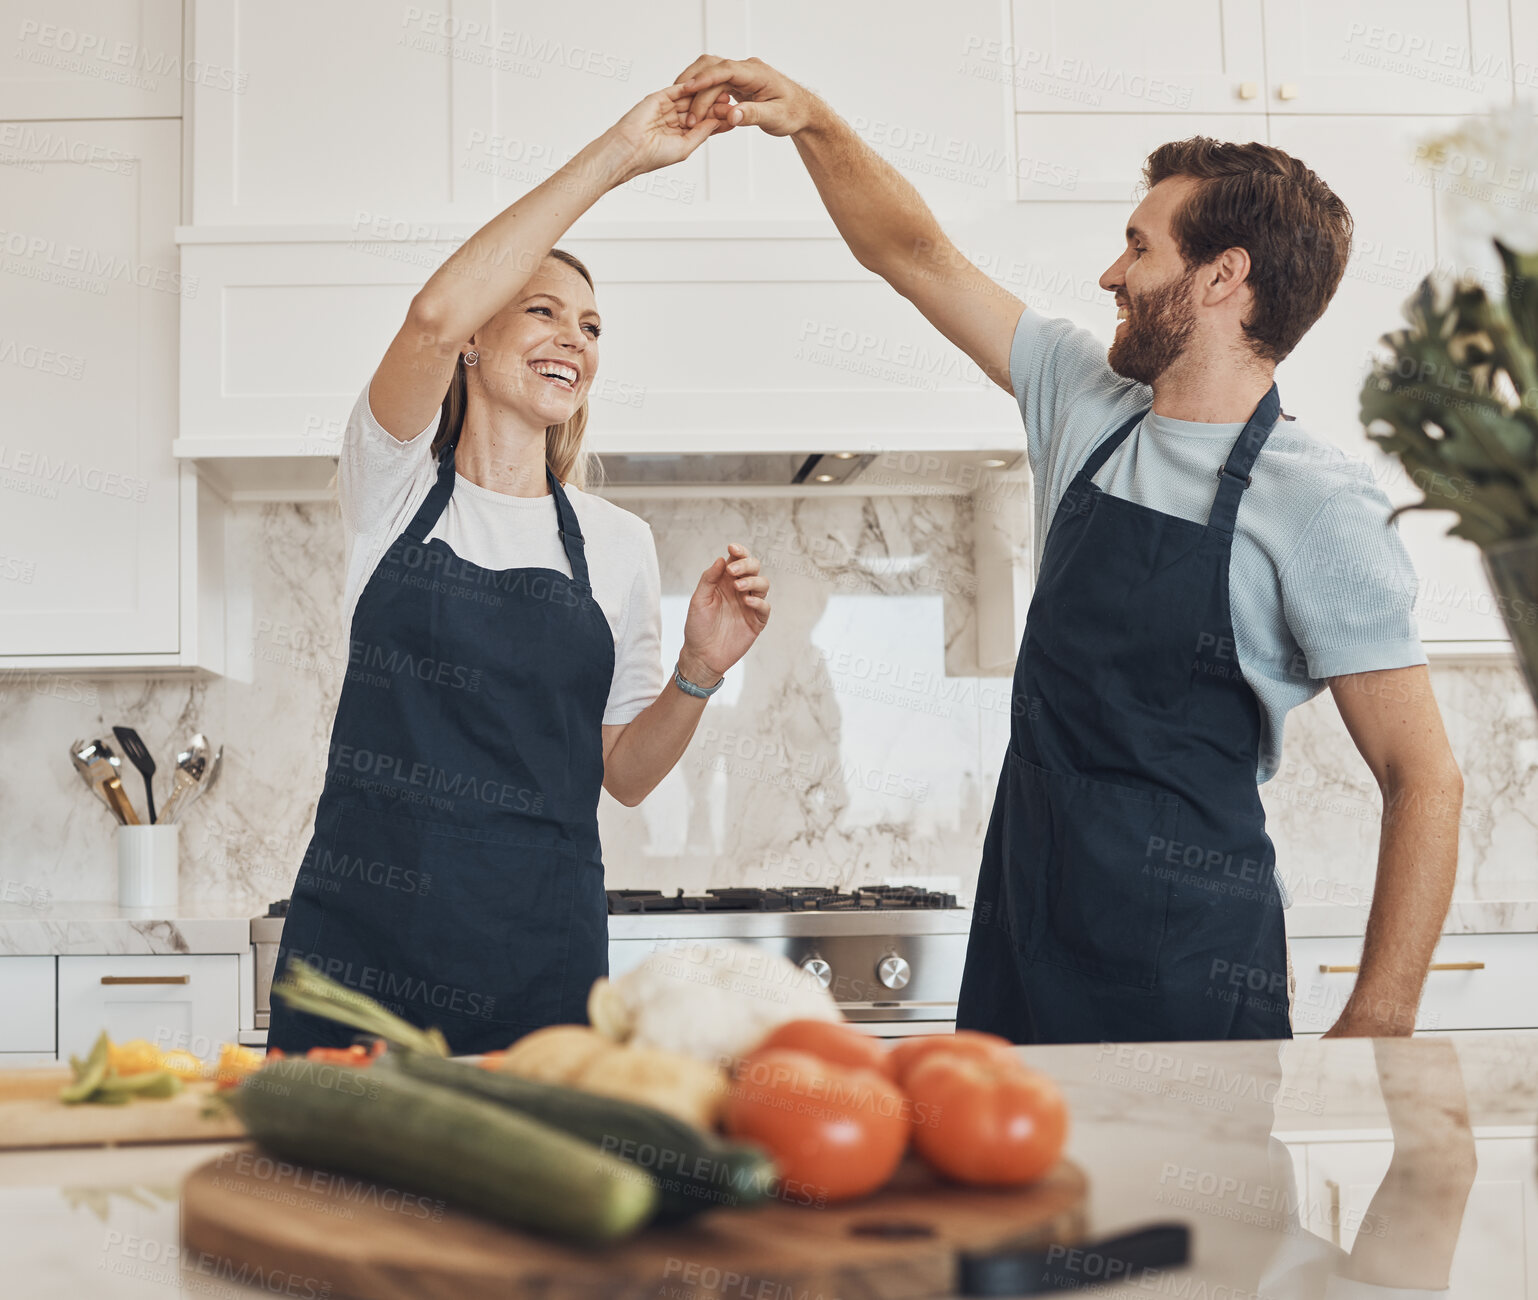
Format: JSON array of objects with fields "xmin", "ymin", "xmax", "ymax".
[{"xmin": 100, "ymin": 974, "xmax": 191, "ymax": 985}]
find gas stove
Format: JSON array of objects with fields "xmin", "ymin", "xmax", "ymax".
[
  {"xmin": 605, "ymin": 886, "xmax": 960, "ymax": 914},
  {"xmin": 604, "ymin": 885, "xmax": 971, "ymax": 1036}
]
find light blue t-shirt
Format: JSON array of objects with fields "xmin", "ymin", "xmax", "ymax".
[{"xmin": 1010, "ymin": 307, "xmax": 1427, "ymax": 787}]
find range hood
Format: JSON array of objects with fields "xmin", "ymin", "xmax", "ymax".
[{"xmin": 593, "ymin": 449, "xmax": 1024, "ymax": 493}]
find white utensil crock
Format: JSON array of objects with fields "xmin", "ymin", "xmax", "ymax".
[{"xmin": 117, "ymin": 824, "xmax": 179, "ymax": 908}]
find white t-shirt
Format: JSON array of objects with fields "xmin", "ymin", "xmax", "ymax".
[{"xmin": 337, "ymin": 381, "xmax": 664, "ymax": 725}]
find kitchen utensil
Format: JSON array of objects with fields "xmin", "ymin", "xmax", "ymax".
[
  {"xmin": 69, "ymin": 738, "xmax": 113, "ymax": 813},
  {"xmin": 181, "ymin": 1152, "xmax": 1088, "ymax": 1300},
  {"xmin": 70, "ymin": 738, "xmax": 140, "ymax": 827},
  {"xmin": 959, "ymin": 1222, "xmax": 1190, "ymax": 1295},
  {"xmin": 203, "ymin": 743, "xmax": 224, "ymax": 798},
  {"xmin": 117, "ymin": 823, "xmax": 179, "ymax": 908},
  {"xmin": 111, "ymin": 725, "xmax": 158, "ymax": 824},
  {"xmin": 0, "ymin": 1067, "xmax": 244, "ymax": 1150},
  {"xmin": 159, "ymin": 734, "xmax": 212, "ymax": 825}
]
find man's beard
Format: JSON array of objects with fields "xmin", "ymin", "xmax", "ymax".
[{"xmin": 1107, "ymin": 264, "xmax": 1199, "ymax": 385}]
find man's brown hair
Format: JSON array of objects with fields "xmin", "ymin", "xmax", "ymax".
[{"xmin": 1143, "ymin": 138, "xmax": 1353, "ymax": 364}]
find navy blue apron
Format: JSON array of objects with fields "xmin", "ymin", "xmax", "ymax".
[
  {"xmin": 269, "ymin": 439, "xmax": 614, "ymax": 1055},
  {"xmin": 957, "ymin": 385, "xmax": 1291, "ymax": 1043}
]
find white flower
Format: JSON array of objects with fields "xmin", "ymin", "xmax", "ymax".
[{"xmin": 1413, "ymin": 102, "xmax": 1538, "ymax": 287}]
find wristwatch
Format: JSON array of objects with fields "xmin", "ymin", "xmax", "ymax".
[{"xmin": 673, "ymin": 661, "xmax": 725, "ymax": 698}]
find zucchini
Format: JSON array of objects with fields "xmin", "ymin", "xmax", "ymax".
[
  {"xmin": 230, "ymin": 1057, "xmax": 656, "ymax": 1243},
  {"xmin": 386, "ymin": 1051, "xmax": 777, "ymax": 1222}
]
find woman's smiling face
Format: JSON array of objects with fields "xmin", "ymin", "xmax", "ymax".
[{"xmin": 468, "ymin": 256, "xmax": 600, "ymax": 427}]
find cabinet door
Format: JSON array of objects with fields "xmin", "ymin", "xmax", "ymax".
[
  {"xmin": 1264, "ymin": 0, "xmax": 1513, "ymax": 115},
  {"xmin": 58, "ymin": 955, "xmax": 240, "ymax": 1064},
  {"xmin": 1014, "ymin": 114, "xmax": 1268, "ymax": 201},
  {"xmin": 0, "ymin": 957, "xmax": 56, "ymax": 1054},
  {"xmin": 1304, "ymin": 1136, "xmax": 1535, "ymax": 1297},
  {"xmin": 1010, "ymin": 0, "xmax": 1266, "ymax": 116},
  {"xmin": 1290, "ymin": 935, "xmax": 1538, "ymax": 1033},
  {"xmin": 0, "ymin": 0, "xmax": 182, "ymax": 119},
  {"xmin": 0, "ymin": 119, "xmax": 182, "ymax": 657}
]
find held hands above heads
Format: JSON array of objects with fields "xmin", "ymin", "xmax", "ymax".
[
  {"xmin": 600, "ymin": 60, "xmax": 805, "ymax": 193},
  {"xmin": 673, "ymin": 56, "xmax": 812, "ymax": 138},
  {"xmin": 600, "ymin": 84, "xmax": 727, "ymax": 186},
  {"xmin": 680, "ymin": 544, "xmax": 771, "ymax": 688}
]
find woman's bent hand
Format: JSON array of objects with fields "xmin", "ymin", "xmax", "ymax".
[
  {"xmin": 600, "ymin": 543, "xmax": 769, "ymax": 807},
  {"xmin": 680, "ymin": 543, "xmax": 771, "ymax": 685},
  {"xmin": 603, "ymin": 85, "xmax": 723, "ymax": 186}
]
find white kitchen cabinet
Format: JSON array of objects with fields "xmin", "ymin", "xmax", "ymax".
[
  {"xmin": 1290, "ymin": 934, "xmax": 1538, "ymax": 1034},
  {"xmin": 1013, "ymin": 114, "xmax": 1268, "ymax": 201},
  {"xmin": 0, "ymin": 0, "xmax": 183, "ymax": 120},
  {"xmin": 0, "ymin": 957, "xmax": 56, "ymax": 1054},
  {"xmin": 57, "ymin": 955, "xmax": 239, "ymax": 1065},
  {"xmin": 1263, "ymin": 0, "xmax": 1514, "ymax": 116},
  {"xmin": 0, "ymin": 118, "xmax": 225, "ymax": 670},
  {"xmin": 1294, "ymin": 1134, "xmax": 1536, "ymax": 1297},
  {"xmin": 746, "ymin": 0, "xmax": 1021, "ymax": 209},
  {"xmin": 1010, "ymin": 0, "xmax": 1266, "ymax": 116}
]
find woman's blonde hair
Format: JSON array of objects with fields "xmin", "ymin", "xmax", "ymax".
[{"xmin": 429, "ymin": 247, "xmax": 597, "ymax": 489}]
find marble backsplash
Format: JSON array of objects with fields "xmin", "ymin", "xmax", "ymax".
[{"xmin": 0, "ymin": 491, "xmax": 1533, "ymax": 914}]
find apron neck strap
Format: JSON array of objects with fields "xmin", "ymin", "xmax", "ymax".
[
  {"xmin": 1080, "ymin": 406, "xmax": 1149, "ymax": 482},
  {"xmin": 405, "ymin": 439, "xmax": 459, "ymax": 542},
  {"xmin": 405, "ymin": 444, "xmax": 593, "ymax": 590},
  {"xmin": 1207, "ymin": 383, "xmax": 1281, "ymax": 538},
  {"xmin": 547, "ymin": 470, "xmax": 592, "ymax": 590}
]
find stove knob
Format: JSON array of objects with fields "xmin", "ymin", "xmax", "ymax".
[
  {"xmin": 801, "ymin": 956, "xmax": 833, "ymax": 989},
  {"xmin": 877, "ymin": 954, "xmax": 911, "ymax": 990}
]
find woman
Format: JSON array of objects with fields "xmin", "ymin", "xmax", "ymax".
[{"xmin": 270, "ymin": 89, "xmax": 769, "ymax": 1054}]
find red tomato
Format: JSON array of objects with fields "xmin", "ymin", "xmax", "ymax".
[
  {"xmin": 885, "ymin": 1030, "xmax": 1016, "ymax": 1086},
  {"xmin": 905, "ymin": 1054, "xmax": 1068, "ymax": 1186},
  {"xmin": 753, "ymin": 1020, "xmax": 890, "ymax": 1075},
  {"xmin": 726, "ymin": 1048, "xmax": 910, "ymax": 1204}
]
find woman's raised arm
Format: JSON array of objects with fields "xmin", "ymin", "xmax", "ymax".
[{"xmin": 367, "ymin": 87, "xmax": 720, "ymax": 442}]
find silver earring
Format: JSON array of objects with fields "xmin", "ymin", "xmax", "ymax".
[{"xmin": 464, "ymin": 349, "xmax": 479, "ymax": 366}]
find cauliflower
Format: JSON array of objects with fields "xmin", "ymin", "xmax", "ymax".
[
  {"xmin": 589, "ymin": 941, "xmax": 842, "ymax": 1064},
  {"xmin": 496, "ymin": 1024, "xmax": 725, "ymax": 1128}
]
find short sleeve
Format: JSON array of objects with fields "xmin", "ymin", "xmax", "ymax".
[
  {"xmin": 1278, "ymin": 480, "xmax": 1428, "ymax": 680},
  {"xmin": 337, "ymin": 379, "xmax": 438, "ymax": 536},
  {"xmin": 1009, "ymin": 307, "xmax": 1143, "ymax": 473},
  {"xmin": 603, "ymin": 523, "xmax": 664, "ymax": 725}
]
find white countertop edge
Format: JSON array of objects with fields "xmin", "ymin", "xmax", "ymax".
[{"xmin": 0, "ymin": 896, "xmax": 1533, "ymax": 957}]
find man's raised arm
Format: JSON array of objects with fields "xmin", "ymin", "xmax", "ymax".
[{"xmin": 676, "ymin": 56, "xmax": 1025, "ymax": 393}]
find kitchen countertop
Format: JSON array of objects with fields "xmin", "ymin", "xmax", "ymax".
[
  {"xmin": 2, "ymin": 896, "xmax": 1536, "ymax": 958},
  {"xmin": 1285, "ymin": 898, "xmax": 1538, "ymax": 938},
  {"xmin": 1, "ymin": 1033, "xmax": 1532, "ymax": 1298},
  {"xmin": 0, "ymin": 901, "xmax": 252, "ymax": 956}
]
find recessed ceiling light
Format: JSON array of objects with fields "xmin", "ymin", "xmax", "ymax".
[
  {"xmin": 814, "ymin": 473, "xmax": 835, "ymax": 483},
  {"xmin": 832, "ymin": 452, "xmax": 856, "ymax": 460},
  {"xmin": 982, "ymin": 457, "xmax": 1008, "ymax": 468}
]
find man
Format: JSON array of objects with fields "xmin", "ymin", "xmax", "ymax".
[{"xmin": 674, "ymin": 57, "xmax": 1464, "ymax": 1042}]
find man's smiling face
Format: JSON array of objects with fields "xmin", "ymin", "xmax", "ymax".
[{"xmin": 1099, "ymin": 176, "xmax": 1204, "ymax": 386}]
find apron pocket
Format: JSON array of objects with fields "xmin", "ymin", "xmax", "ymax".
[
  {"xmin": 1009, "ymin": 750, "xmax": 1178, "ymax": 991},
  {"xmin": 308, "ymin": 805, "xmax": 604, "ymax": 1035}
]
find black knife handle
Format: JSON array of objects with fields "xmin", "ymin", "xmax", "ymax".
[{"xmin": 958, "ymin": 1222, "xmax": 1191, "ymax": 1296}]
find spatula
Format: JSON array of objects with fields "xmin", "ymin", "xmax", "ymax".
[{"xmin": 112, "ymin": 725, "xmax": 157, "ymax": 824}]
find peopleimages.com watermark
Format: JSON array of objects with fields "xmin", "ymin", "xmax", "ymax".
[{"xmin": 13, "ymin": 21, "xmax": 247, "ymax": 94}]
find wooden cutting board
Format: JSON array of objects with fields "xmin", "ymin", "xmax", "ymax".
[
  {"xmin": 181, "ymin": 1147, "xmax": 1087, "ymax": 1300},
  {"xmin": 0, "ymin": 1068, "xmax": 246, "ymax": 1149}
]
